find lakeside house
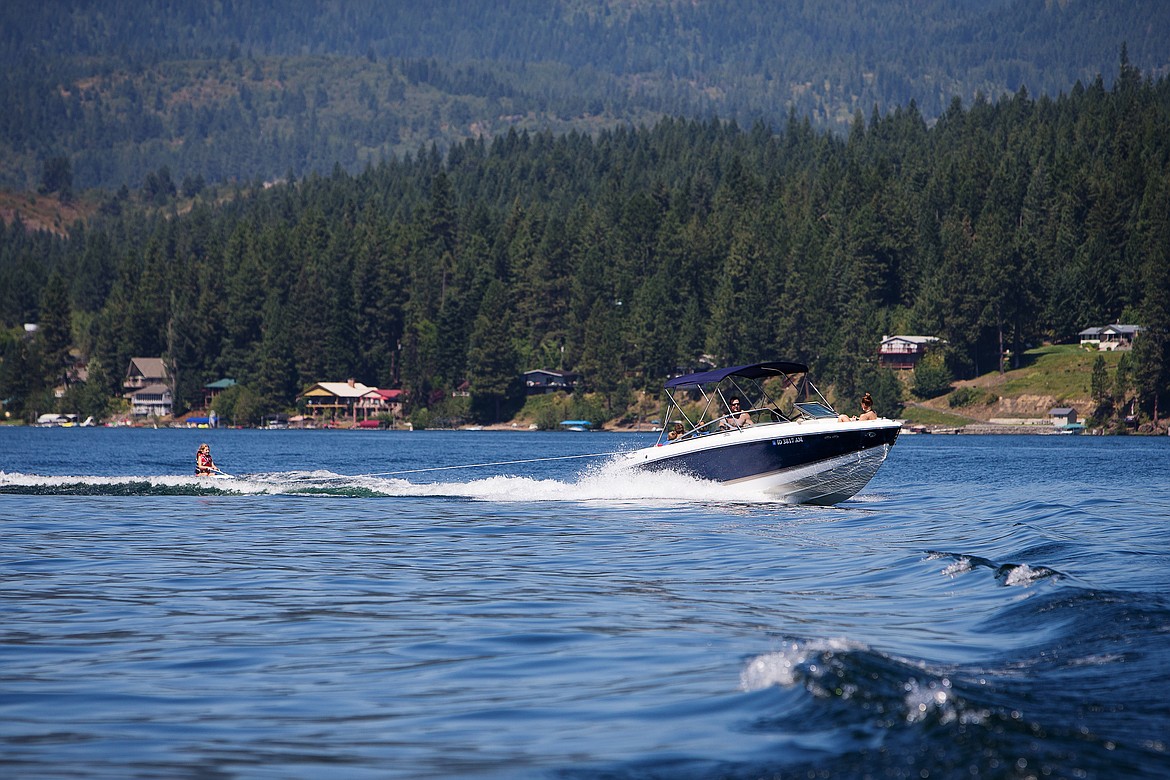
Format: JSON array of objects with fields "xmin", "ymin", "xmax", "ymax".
[
  {"xmin": 203, "ymin": 378, "xmax": 236, "ymax": 409},
  {"xmin": 124, "ymin": 357, "xmax": 172, "ymax": 417},
  {"xmin": 298, "ymin": 379, "xmax": 404, "ymax": 426},
  {"xmin": 878, "ymin": 335, "xmax": 943, "ymax": 370},
  {"xmin": 524, "ymin": 369, "xmax": 579, "ymax": 395},
  {"xmin": 1078, "ymin": 324, "xmax": 1142, "ymax": 351},
  {"xmin": 1048, "ymin": 407, "xmax": 1085, "ymax": 433},
  {"xmin": 299, "ymin": 380, "xmax": 373, "ymax": 424},
  {"xmin": 361, "ymin": 388, "xmax": 404, "ymax": 420},
  {"xmin": 124, "ymin": 357, "xmax": 168, "ymax": 390},
  {"xmin": 125, "ymin": 383, "xmax": 173, "ymax": 417}
]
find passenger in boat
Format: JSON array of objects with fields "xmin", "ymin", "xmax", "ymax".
[
  {"xmin": 838, "ymin": 392, "xmax": 877, "ymax": 423},
  {"xmin": 667, "ymin": 422, "xmax": 686, "ymax": 441},
  {"xmin": 195, "ymin": 443, "xmax": 217, "ymax": 476},
  {"xmin": 721, "ymin": 396, "xmax": 753, "ymax": 429}
]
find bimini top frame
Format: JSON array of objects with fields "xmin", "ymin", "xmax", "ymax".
[{"xmin": 655, "ymin": 361, "xmax": 838, "ymax": 445}]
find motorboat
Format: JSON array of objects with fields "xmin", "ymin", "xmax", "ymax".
[{"xmin": 624, "ymin": 361, "xmax": 900, "ymax": 505}]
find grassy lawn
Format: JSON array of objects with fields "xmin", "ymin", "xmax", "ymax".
[
  {"xmin": 893, "ymin": 344, "xmax": 1124, "ymax": 426},
  {"xmin": 998, "ymin": 344, "xmax": 1120, "ymax": 399}
]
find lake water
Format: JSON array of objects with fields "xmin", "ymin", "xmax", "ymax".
[{"xmin": 3, "ymin": 428, "xmax": 1169, "ymax": 778}]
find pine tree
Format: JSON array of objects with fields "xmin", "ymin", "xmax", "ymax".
[
  {"xmin": 37, "ymin": 270, "xmax": 73, "ymax": 390},
  {"xmin": 466, "ymin": 279, "xmax": 520, "ymax": 422},
  {"xmin": 707, "ymin": 224, "xmax": 768, "ymax": 366}
]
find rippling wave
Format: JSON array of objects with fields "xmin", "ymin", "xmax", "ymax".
[
  {"xmin": 926, "ymin": 549, "xmax": 1064, "ymax": 586},
  {"xmin": 733, "ymin": 615, "xmax": 1168, "ymax": 777}
]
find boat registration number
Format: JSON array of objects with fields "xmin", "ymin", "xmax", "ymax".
[{"xmin": 771, "ymin": 436, "xmax": 803, "ymax": 446}]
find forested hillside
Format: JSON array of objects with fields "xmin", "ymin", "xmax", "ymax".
[
  {"xmin": 2, "ymin": 0, "xmax": 1168, "ymax": 191},
  {"xmin": 2, "ymin": 60, "xmax": 1168, "ymax": 426}
]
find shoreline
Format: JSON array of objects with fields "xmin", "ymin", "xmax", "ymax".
[{"xmin": 7, "ymin": 420, "xmax": 1166, "ymax": 436}]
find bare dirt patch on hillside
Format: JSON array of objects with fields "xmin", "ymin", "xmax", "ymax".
[
  {"xmin": 0, "ymin": 191, "xmax": 99, "ymax": 237},
  {"xmin": 914, "ymin": 369, "xmax": 1090, "ymax": 423}
]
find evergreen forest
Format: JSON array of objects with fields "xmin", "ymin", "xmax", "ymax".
[{"xmin": 2, "ymin": 54, "xmax": 1169, "ymax": 428}]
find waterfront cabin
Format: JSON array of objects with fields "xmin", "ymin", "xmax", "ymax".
[
  {"xmin": 359, "ymin": 387, "xmax": 405, "ymax": 422},
  {"xmin": 203, "ymin": 378, "xmax": 236, "ymax": 409},
  {"xmin": 126, "ymin": 383, "xmax": 173, "ymax": 417},
  {"xmin": 878, "ymin": 335, "xmax": 942, "ymax": 370},
  {"xmin": 299, "ymin": 379, "xmax": 375, "ymax": 425},
  {"xmin": 124, "ymin": 357, "xmax": 168, "ymax": 390},
  {"xmin": 1079, "ymin": 324, "xmax": 1142, "ymax": 351},
  {"xmin": 524, "ymin": 369, "xmax": 579, "ymax": 395}
]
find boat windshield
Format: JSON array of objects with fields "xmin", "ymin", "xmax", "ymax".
[{"xmin": 654, "ymin": 362, "xmax": 837, "ymax": 444}]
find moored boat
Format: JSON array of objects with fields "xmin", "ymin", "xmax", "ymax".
[{"xmin": 624, "ymin": 361, "xmax": 900, "ymax": 505}]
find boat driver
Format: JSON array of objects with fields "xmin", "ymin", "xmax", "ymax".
[{"xmin": 721, "ymin": 396, "xmax": 753, "ymax": 429}]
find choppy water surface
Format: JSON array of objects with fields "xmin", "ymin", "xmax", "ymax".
[{"xmin": 3, "ymin": 428, "xmax": 1169, "ymax": 778}]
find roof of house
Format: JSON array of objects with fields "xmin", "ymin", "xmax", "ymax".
[
  {"xmin": 1081, "ymin": 324, "xmax": 1142, "ymax": 336},
  {"xmin": 1100, "ymin": 324, "xmax": 1142, "ymax": 335},
  {"xmin": 1049, "ymin": 407, "xmax": 1075, "ymax": 415},
  {"xmin": 366, "ymin": 388, "xmax": 403, "ymax": 400},
  {"xmin": 205, "ymin": 378, "xmax": 237, "ymax": 390},
  {"xmin": 126, "ymin": 382, "xmax": 172, "ymax": 398},
  {"xmin": 128, "ymin": 357, "xmax": 168, "ymax": 379},
  {"xmin": 880, "ymin": 335, "xmax": 942, "ymax": 345},
  {"xmin": 524, "ymin": 369, "xmax": 578, "ymax": 379},
  {"xmin": 301, "ymin": 381, "xmax": 375, "ymax": 399}
]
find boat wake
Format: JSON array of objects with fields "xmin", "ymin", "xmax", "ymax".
[
  {"xmin": 926, "ymin": 550, "xmax": 1064, "ymax": 586},
  {"xmin": 733, "ymin": 576, "xmax": 1170, "ymax": 778},
  {"xmin": 0, "ymin": 461, "xmax": 791, "ymax": 504},
  {"xmin": 740, "ymin": 637, "xmax": 989, "ymax": 726}
]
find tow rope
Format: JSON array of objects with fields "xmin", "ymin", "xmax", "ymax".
[{"xmin": 354, "ymin": 450, "xmax": 631, "ymax": 478}]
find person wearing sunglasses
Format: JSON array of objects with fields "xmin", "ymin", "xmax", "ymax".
[{"xmin": 721, "ymin": 396, "xmax": 753, "ymax": 429}]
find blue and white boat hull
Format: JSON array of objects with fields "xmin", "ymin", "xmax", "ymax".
[{"xmin": 625, "ymin": 419, "xmax": 900, "ymax": 505}]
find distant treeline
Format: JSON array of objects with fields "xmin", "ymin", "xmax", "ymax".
[
  {"xmin": 1, "ymin": 59, "xmax": 1169, "ymax": 424},
  {"xmin": 2, "ymin": 0, "xmax": 1169, "ymax": 191}
]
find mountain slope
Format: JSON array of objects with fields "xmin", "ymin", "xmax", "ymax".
[{"xmin": 2, "ymin": 0, "xmax": 1167, "ymax": 190}]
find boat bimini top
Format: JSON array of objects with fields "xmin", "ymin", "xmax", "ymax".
[{"xmin": 656, "ymin": 360, "xmax": 839, "ymax": 445}]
